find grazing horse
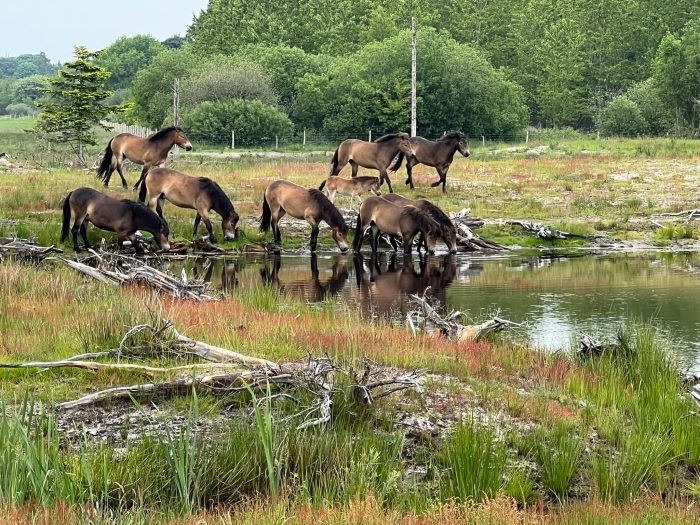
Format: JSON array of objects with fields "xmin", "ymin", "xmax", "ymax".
[
  {"xmin": 329, "ymin": 133, "xmax": 416, "ymax": 193},
  {"xmin": 97, "ymin": 126, "xmax": 193, "ymax": 189},
  {"xmin": 381, "ymin": 193, "xmax": 458, "ymax": 253},
  {"xmin": 61, "ymin": 187, "xmax": 170, "ymax": 252},
  {"xmin": 389, "ymin": 131, "xmax": 470, "ymax": 192},
  {"xmin": 138, "ymin": 167, "xmax": 239, "ymax": 243},
  {"xmin": 353, "ymin": 196, "xmax": 440, "ymax": 256},
  {"xmin": 260, "ymin": 180, "xmax": 350, "ymax": 252},
  {"xmin": 318, "ymin": 175, "xmax": 381, "ymax": 205}
]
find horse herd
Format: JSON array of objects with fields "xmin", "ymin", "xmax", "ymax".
[{"xmin": 61, "ymin": 127, "xmax": 470, "ymax": 256}]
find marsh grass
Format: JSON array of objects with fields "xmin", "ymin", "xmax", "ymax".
[{"xmin": 531, "ymin": 423, "xmax": 584, "ymax": 501}]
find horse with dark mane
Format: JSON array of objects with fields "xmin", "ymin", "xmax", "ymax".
[
  {"xmin": 260, "ymin": 180, "xmax": 349, "ymax": 252},
  {"xmin": 138, "ymin": 167, "xmax": 239, "ymax": 243},
  {"xmin": 61, "ymin": 187, "xmax": 170, "ymax": 252},
  {"xmin": 389, "ymin": 131, "xmax": 470, "ymax": 192},
  {"xmin": 381, "ymin": 193, "xmax": 458, "ymax": 253},
  {"xmin": 97, "ymin": 126, "xmax": 192, "ymax": 189},
  {"xmin": 329, "ymin": 133, "xmax": 416, "ymax": 193},
  {"xmin": 353, "ymin": 196, "xmax": 440, "ymax": 256}
]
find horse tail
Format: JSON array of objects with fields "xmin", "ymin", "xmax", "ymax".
[
  {"xmin": 329, "ymin": 147, "xmax": 340, "ymax": 176},
  {"xmin": 61, "ymin": 191, "xmax": 72, "ymax": 242},
  {"xmin": 96, "ymin": 139, "xmax": 114, "ymax": 183},
  {"xmin": 388, "ymin": 152, "xmax": 404, "ymax": 172},
  {"xmin": 353, "ymin": 214, "xmax": 363, "ymax": 251},
  {"xmin": 319, "ymin": 178, "xmax": 327, "ymax": 191},
  {"xmin": 138, "ymin": 172, "xmax": 149, "ymax": 203},
  {"xmin": 260, "ymin": 194, "xmax": 271, "ymax": 233}
]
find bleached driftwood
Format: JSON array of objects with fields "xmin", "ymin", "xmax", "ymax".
[
  {"xmin": 653, "ymin": 209, "xmax": 700, "ymax": 222},
  {"xmin": 578, "ymin": 334, "xmax": 605, "ymax": 358},
  {"xmin": 503, "ymin": 220, "xmax": 592, "ymax": 240},
  {"xmin": 407, "ymin": 290, "xmax": 524, "ymax": 341},
  {"xmin": 0, "ymin": 237, "xmax": 62, "ymax": 261},
  {"xmin": 57, "ymin": 253, "xmax": 216, "ymax": 301}
]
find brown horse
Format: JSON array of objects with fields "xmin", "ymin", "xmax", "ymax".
[
  {"xmin": 389, "ymin": 131, "xmax": 470, "ymax": 192},
  {"xmin": 329, "ymin": 133, "xmax": 416, "ymax": 193},
  {"xmin": 61, "ymin": 187, "xmax": 170, "ymax": 252},
  {"xmin": 139, "ymin": 167, "xmax": 239, "ymax": 243},
  {"xmin": 318, "ymin": 175, "xmax": 381, "ymax": 205},
  {"xmin": 97, "ymin": 127, "xmax": 193, "ymax": 189},
  {"xmin": 381, "ymin": 193, "xmax": 458, "ymax": 253},
  {"xmin": 353, "ymin": 196, "xmax": 440, "ymax": 256},
  {"xmin": 260, "ymin": 253, "xmax": 349, "ymax": 302},
  {"xmin": 260, "ymin": 180, "xmax": 350, "ymax": 252}
]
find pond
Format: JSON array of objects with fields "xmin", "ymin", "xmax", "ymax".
[{"xmin": 167, "ymin": 251, "xmax": 700, "ymax": 372}]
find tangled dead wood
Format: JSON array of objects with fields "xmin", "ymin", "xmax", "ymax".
[
  {"xmin": 450, "ymin": 209, "xmax": 505, "ymax": 251},
  {"xmin": 0, "ymin": 236, "xmax": 62, "ymax": 261},
  {"xmin": 57, "ymin": 252, "xmax": 217, "ymax": 301},
  {"xmin": 503, "ymin": 220, "xmax": 592, "ymax": 240},
  {"xmin": 0, "ymin": 321, "xmax": 422, "ymax": 429},
  {"xmin": 653, "ymin": 209, "xmax": 700, "ymax": 222},
  {"xmin": 407, "ymin": 290, "xmax": 524, "ymax": 341}
]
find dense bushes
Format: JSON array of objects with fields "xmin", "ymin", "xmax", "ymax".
[
  {"xmin": 182, "ymin": 99, "xmax": 294, "ymax": 145},
  {"xmin": 597, "ymin": 96, "xmax": 648, "ymax": 137}
]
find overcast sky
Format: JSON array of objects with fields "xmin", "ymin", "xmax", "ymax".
[{"xmin": 1, "ymin": 0, "xmax": 210, "ymax": 63}]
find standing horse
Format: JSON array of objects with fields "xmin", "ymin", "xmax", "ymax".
[
  {"xmin": 61, "ymin": 187, "xmax": 170, "ymax": 252},
  {"xmin": 97, "ymin": 127, "xmax": 193, "ymax": 189},
  {"xmin": 260, "ymin": 180, "xmax": 350, "ymax": 252},
  {"xmin": 389, "ymin": 131, "xmax": 470, "ymax": 192},
  {"xmin": 139, "ymin": 167, "xmax": 239, "ymax": 243},
  {"xmin": 353, "ymin": 196, "xmax": 440, "ymax": 256},
  {"xmin": 329, "ymin": 133, "xmax": 416, "ymax": 193},
  {"xmin": 381, "ymin": 193, "xmax": 458, "ymax": 253}
]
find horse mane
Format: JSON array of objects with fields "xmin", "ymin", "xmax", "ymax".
[
  {"xmin": 436, "ymin": 130, "xmax": 466, "ymax": 143},
  {"xmin": 198, "ymin": 177, "xmax": 236, "ymax": 216},
  {"xmin": 374, "ymin": 132, "xmax": 409, "ymax": 143},
  {"xmin": 308, "ymin": 189, "xmax": 348, "ymax": 232},
  {"xmin": 401, "ymin": 206, "xmax": 440, "ymax": 235},
  {"xmin": 148, "ymin": 126, "xmax": 182, "ymax": 141},
  {"xmin": 418, "ymin": 200, "xmax": 455, "ymax": 229}
]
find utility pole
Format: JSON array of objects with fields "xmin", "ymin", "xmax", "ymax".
[
  {"xmin": 172, "ymin": 78, "xmax": 181, "ymax": 159},
  {"xmin": 410, "ymin": 15, "xmax": 417, "ymax": 137}
]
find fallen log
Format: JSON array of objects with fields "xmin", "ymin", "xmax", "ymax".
[
  {"xmin": 0, "ymin": 237, "xmax": 62, "ymax": 261},
  {"xmin": 653, "ymin": 209, "xmax": 700, "ymax": 221},
  {"xmin": 450, "ymin": 209, "xmax": 505, "ymax": 251},
  {"xmin": 502, "ymin": 220, "xmax": 592, "ymax": 240}
]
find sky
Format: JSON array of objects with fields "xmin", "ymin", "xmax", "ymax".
[{"xmin": 1, "ymin": 0, "xmax": 210, "ymax": 63}]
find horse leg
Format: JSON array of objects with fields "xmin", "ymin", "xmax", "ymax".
[
  {"xmin": 79, "ymin": 223, "xmax": 91, "ymax": 250},
  {"xmin": 115, "ymin": 155, "xmax": 128, "ymax": 189},
  {"xmin": 129, "ymin": 233, "xmax": 145, "ymax": 254},
  {"xmin": 202, "ymin": 214, "xmax": 217, "ymax": 244},
  {"xmin": 389, "ymin": 235, "xmax": 399, "ymax": 252},
  {"xmin": 156, "ymin": 197, "xmax": 166, "ymax": 219},
  {"xmin": 431, "ymin": 167, "xmax": 447, "ymax": 191},
  {"xmin": 133, "ymin": 165, "xmax": 149, "ymax": 191},
  {"xmin": 405, "ymin": 163, "xmax": 414, "ymax": 189},
  {"xmin": 380, "ymin": 169, "xmax": 394, "ymax": 193},
  {"xmin": 192, "ymin": 213, "xmax": 202, "ymax": 239},
  {"xmin": 71, "ymin": 220, "xmax": 82, "ymax": 252},
  {"xmin": 272, "ymin": 209, "xmax": 285, "ymax": 245},
  {"xmin": 310, "ymin": 224, "xmax": 320, "ymax": 253},
  {"xmin": 402, "ymin": 234, "xmax": 414, "ymax": 256},
  {"xmin": 369, "ymin": 224, "xmax": 380, "ymax": 256},
  {"xmin": 350, "ymin": 161, "xmax": 359, "ymax": 178}
]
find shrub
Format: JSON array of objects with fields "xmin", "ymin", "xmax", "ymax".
[
  {"xmin": 597, "ymin": 96, "xmax": 648, "ymax": 137},
  {"xmin": 182, "ymin": 99, "xmax": 294, "ymax": 146}
]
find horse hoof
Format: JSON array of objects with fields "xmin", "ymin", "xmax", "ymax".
[{"xmin": 430, "ymin": 181, "xmax": 441, "ymax": 188}]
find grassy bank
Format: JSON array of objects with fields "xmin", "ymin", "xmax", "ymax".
[{"xmin": 1, "ymin": 260, "xmax": 700, "ymax": 522}]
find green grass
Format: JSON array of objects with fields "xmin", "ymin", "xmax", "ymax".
[{"xmin": 531, "ymin": 423, "xmax": 584, "ymax": 501}]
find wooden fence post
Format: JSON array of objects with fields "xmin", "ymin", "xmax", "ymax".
[
  {"xmin": 369, "ymin": 130, "xmax": 372, "ymax": 142},
  {"xmin": 303, "ymin": 129, "xmax": 306, "ymax": 147},
  {"xmin": 526, "ymin": 130, "xmax": 529, "ymax": 144},
  {"xmin": 231, "ymin": 130, "xmax": 235, "ymax": 149},
  {"xmin": 482, "ymin": 136, "xmax": 485, "ymax": 146},
  {"xmin": 275, "ymin": 135, "xmax": 279, "ymax": 149}
]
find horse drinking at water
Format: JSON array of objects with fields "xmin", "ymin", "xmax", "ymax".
[
  {"xmin": 329, "ymin": 133, "xmax": 416, "ymax": 193},
  {"xmin": 97, "ymin": 127, "xmax": 193, "ymax": 189},
  {"xmin": 389, "ymin": 131, "xmax": 470, "ymax": 192},
  {"xmin": 61, "ymin": 187, "xmax": 170, "ymax": 252},
  {"xmin": 260, "ymin": 180, "xmax": 349, "ymax": 252},
  {"xmin": 353, "ymin": 196, "xmax": 440, "ymax": 256},
  {"xmin": 381, "ymin": 193, "xmax": 458, "ymax": 253},
  {"xmin": 139, "ymin": 167, "xmax": 239, "ymax": 243},
  {"xmin": 318, "ymin": 175, "xmax": 381, "ymax": 206}
]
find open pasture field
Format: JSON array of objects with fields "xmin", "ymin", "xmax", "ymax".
[{"xmin": 1, "ymin": 138, "xmax": 700, "ymax": 523}]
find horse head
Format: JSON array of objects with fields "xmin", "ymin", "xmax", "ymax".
[
  {"xmin": 397, "ymin": 136, "xmax": 417, "ymax": 159},
  {"xmin": 222, "ymin": 209, "xmax": 240, "ymax": 241},
  {"xmin": 331, "ymin": 226, "xmax": 350, "ymax": 253},
  {"xmin": 454, "ymin": 131, "xmax": 470, "ymax": 157},
  {"xmin": 156, "ymin": 217, "xmax": 171, "ymax": 251},
  {"xmin": 174, "ymin": 127, "xmax": 193, "ymax": 151}
]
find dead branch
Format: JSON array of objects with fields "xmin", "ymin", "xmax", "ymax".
[
  {"xmin": 578, "ymin": 334, "xmax": 605, "ymax": 358},
  {"xmin": 56, "ymin": 253, "xmax": 217, "ymax": 301},
  {"xmin": 0, "ymin": 360, "xmax": 244, "ymax": 377},
  {"xmin": 0, "ymin": 236, "xmax": 62, "ymax": 261},
  {"xmin": 407, "ymin": 291, "xmax": 524, "ymax": 341},
  {"xmin": 450, "ymin": 209, "xmax": 505, "ymax": 251},
  {"xmin": 653, "ymin": 209, "xmax": 700, "ymax": 222},
  {"xmin": 503, "ymin": 220, "xmax": 585, "ymax": 240}
]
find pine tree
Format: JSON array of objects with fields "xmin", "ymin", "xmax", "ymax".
[{"xmin": 35, "ymin": 46, "xmax": 122, "ymax": 164}]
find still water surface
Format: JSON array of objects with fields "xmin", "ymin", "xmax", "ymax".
[{"xmin": 169, "ymin": 251, "xmax": 700, "ymax": 371}]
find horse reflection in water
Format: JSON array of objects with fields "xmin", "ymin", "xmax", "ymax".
[
  {"xmin": 260, "ymin": 253, "xmax": 349, "ymax": 302},
  {"xmin": 354, "ymin": 253, "xmax": 457, "ymax": 319},
  {"xmin": 191, "ymin": 258, "xmax": 240, "ymax": 291}
]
